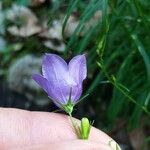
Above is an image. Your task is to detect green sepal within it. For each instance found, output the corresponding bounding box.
[62,88,74,115]
[62,99,74,115]
[49,88,75,115]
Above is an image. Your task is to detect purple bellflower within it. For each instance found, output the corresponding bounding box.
[33,53,87,114]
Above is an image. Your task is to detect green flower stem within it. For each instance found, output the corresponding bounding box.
[68,113,81,139]
[68,113,91,140]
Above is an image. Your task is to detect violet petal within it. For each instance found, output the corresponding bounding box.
[33,74,68,105]
[41,54,76,104]
[33,54,87,108]
[32,74,50,94]
[42,53,76,86]
[69,54,87,84]
[71,84,83,103]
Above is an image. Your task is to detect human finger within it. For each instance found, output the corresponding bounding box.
[0,108,112,149]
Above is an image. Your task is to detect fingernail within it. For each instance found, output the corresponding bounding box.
[108,140,121,150]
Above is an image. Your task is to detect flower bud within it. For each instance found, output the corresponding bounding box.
[80,117,91,139]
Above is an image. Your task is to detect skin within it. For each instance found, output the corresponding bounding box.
[0,108,113,150]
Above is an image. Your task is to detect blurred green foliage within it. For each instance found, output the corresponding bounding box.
[63,0,150,130]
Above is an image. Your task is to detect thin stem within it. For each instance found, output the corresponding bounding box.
[68,113,81,139]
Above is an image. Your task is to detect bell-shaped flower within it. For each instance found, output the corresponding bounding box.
[32,53,87,114]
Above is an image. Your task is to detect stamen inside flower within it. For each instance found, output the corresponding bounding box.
[62,88,74,115]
